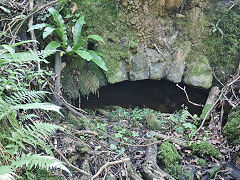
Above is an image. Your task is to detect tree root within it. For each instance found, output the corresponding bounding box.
[140,144,175,180]
[91,158,130,180]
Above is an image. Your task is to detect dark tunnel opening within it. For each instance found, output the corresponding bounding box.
[80,79,210,115]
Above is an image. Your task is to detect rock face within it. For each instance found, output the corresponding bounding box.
[166,41,191,83]
[107,61,128,84]
[150,61,169,80]
[129,53,151,81]
[184,56,213,89]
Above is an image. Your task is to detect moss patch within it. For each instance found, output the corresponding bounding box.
[158,142,182,178]
[190,141,221,159]
[224,107,240,145]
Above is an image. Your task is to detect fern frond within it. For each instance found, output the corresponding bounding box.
[19,114,38,122]
[8,91,47,105]
[0,50,48,64]
[7,122,63,154]
[0,166,16,180]
[11,154,70,174]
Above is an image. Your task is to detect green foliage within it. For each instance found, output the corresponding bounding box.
[61,0,138,89]
[107,107,162,127]
[158,142,182,178]
[0,154,69,180]
[205,9,240,69]
[198,158,206,166]
[209,19,223,38]
[0,41,55,93]
[6,122,63,155]
[145,113,162,130]
[224,107,240,145]
[190,141,221,158]
[167,108,198,137]
[158,142,181,165]
[0,40,69,178]
[0,91,62,121]
[36,169,62,180]
[29,8,107,71]
[0,123,69,180]
[66,112,88,129]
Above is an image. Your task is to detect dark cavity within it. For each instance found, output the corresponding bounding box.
[80,80,209,115]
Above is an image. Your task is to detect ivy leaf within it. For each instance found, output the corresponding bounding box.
[88,35,104,43]
[27,23,48,32]
[43,27,56,38]
[74,50,92,61]
[88,50,107,71]
[73,16,85,46]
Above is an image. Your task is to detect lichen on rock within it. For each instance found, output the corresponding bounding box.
[184,56,213,89]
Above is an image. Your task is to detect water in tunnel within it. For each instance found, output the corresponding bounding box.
[80,79,210,115]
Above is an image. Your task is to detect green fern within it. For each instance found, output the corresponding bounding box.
[0,166,16,180]
[12,154,70,174]
[6,122,63,155]
[0,154,70,180]
[0,91,62,121]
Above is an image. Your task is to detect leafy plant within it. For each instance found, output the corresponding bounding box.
[209,19,223,38]
[0,40,69,179]
[0,122,69,180]
[28,8,107,71]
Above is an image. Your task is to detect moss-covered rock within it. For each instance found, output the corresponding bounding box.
[190,141,221,159]
[158,141,181,166]
[224,107,240,145]
[158,142,182,178]
[184,56,213,89]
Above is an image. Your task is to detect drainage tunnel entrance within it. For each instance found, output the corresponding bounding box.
[80,80,210,115]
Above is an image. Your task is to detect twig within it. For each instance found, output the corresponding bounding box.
[213,69,224,87]
[176,84,204,107]
[91,158,130,180]
[49,142,91,177]
[28,0,39,71]
[70,129,98,137]
[153,43,167,60]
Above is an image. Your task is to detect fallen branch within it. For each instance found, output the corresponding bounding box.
[176,84,203,107]
[49,142,91,177]
[71,129,98,137]
[91,158,130,180]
